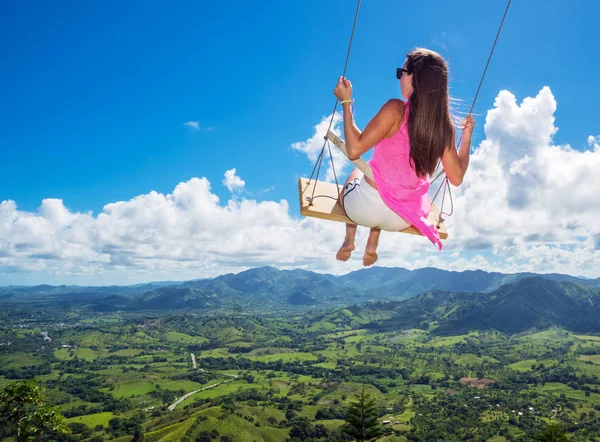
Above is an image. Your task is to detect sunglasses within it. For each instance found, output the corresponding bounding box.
[396,68,412,79]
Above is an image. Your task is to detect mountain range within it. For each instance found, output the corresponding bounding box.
[1,266,600,334]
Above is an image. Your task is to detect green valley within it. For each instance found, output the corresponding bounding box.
[1,267,599,441]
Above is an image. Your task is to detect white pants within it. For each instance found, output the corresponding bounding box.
[342,174,410,232]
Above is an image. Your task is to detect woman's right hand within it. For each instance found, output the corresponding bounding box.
[334,76,352,102]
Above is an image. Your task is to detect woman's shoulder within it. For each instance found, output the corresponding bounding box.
[380,99,406,119]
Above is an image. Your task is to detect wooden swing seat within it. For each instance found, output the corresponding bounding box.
[298,177,448,239]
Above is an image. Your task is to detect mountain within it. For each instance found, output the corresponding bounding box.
[338,266,600,298]
[0,280,181,303]
[77,267,363,312]
[366,277,600,335]
[1,266,599,319]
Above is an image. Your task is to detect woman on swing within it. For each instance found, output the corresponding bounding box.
[335,48,475,266]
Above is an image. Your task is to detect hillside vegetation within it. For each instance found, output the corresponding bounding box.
[1,267,599,441]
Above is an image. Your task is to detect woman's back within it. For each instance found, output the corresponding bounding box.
[370,101,429,194]
[369,100,439,248]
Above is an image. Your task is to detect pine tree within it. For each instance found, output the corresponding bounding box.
[342,385,384,442]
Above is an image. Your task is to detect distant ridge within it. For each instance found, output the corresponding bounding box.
[2,266,600,334]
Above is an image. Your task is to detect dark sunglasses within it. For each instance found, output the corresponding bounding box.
[396,68,412,79]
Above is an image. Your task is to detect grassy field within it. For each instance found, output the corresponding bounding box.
[428,332,478,348]
[508,358,559,371]
[53,347,105,361]
[455,353,499,365]
[245,351,318,363]
[575,335,600,341]
[521,329,570,341]
[574,359,600,376]
[1,316,599,441]
[0,353,40,367]
[111,380,157,398]
[66,411,115,428]
[190,406,290,442]
[164,331,209,345]
[197,347,231,358]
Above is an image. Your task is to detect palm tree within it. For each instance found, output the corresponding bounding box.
[0,379,43,441]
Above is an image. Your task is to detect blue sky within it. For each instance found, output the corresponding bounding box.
[1,0,599,285]
[2,0,597,213]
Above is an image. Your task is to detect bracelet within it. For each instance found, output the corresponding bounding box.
[341,99,352,105]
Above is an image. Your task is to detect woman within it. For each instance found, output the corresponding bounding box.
[334,48,475,266]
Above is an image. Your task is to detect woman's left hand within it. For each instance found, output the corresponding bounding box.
[462,114,475,133]
[334,76,352,101]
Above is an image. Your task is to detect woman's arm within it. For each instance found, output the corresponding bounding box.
[334,77,399,160]
[343,99,400,160]
[441,115,475,186]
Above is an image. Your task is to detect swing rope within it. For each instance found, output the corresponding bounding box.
[431,0,513,226]
[303,0,362,205]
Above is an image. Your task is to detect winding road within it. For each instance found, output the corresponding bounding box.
[168,372,239,411]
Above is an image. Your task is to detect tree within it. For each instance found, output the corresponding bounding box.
[341,385,384,442]
[536,424,572,442]
[0,379,43,441]
[24,404,71,441]
[131,424,144,442]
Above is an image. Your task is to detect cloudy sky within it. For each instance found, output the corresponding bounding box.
[1,0,598,285]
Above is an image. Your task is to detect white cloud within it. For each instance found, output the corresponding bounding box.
[0,178,352,285]
[439,86,600,273]
[183,121,200,130]
[588,135,600,150]
[222,168,246,192]
[1,86,599,285]
[291,112,351,182]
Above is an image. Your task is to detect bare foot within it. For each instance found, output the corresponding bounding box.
[363,244,378,266]
[336,240,355,261]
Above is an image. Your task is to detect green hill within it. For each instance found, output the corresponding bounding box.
[370,277,600,335]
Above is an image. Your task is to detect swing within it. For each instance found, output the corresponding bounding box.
[297,0,512,242]
[298,130,449,239]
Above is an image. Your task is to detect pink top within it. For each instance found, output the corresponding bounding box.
[368,101,443,250]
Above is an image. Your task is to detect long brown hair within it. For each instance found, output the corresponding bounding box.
[405,48,455,178]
